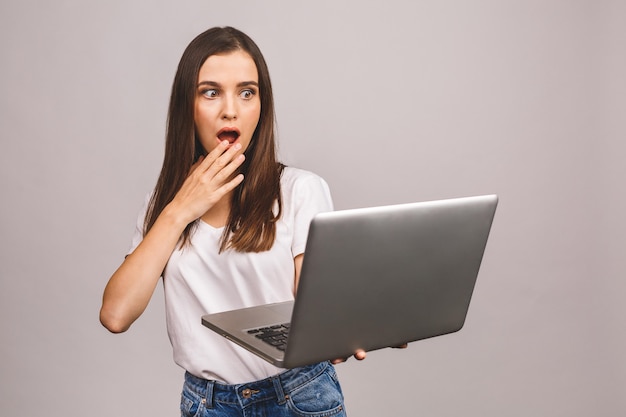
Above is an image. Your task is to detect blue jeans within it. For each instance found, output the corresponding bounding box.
[180,361,347,417]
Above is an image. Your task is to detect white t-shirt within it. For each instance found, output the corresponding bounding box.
[129,167,333,384]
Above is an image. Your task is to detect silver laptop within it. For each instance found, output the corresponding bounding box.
[202,194,498,369]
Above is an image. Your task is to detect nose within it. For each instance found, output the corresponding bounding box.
[222,96,238,120]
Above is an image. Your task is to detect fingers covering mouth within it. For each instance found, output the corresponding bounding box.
[217,128,241,143]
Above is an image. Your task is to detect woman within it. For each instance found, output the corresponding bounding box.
[100,26,363,416]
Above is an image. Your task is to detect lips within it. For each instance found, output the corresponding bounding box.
[217,127,241,143]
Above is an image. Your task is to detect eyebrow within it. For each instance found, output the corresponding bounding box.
[197,81,259,89]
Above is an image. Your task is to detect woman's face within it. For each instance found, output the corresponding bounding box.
[194,50,261,155]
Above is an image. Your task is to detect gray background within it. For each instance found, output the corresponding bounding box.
[1,0,624,415]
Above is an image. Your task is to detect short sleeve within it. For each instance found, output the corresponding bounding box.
[127,193,152,255]
[289,172,334,257]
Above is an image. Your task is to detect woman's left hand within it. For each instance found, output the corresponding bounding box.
[330,344,408,365]
[331,349,367,365]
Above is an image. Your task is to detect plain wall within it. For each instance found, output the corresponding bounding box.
[1,1,624,415]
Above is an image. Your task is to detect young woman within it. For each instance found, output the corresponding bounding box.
[100,26,364,416]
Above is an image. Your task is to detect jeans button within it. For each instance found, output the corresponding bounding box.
[242,388,259,399]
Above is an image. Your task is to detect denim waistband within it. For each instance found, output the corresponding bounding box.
[183,361,331,408]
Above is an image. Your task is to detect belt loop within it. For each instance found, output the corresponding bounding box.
[272,376,287,405]
[204,380,215,409]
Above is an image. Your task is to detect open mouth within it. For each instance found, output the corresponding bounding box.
[217,128,240,143]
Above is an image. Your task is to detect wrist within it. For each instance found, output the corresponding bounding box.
[159,203,193,231]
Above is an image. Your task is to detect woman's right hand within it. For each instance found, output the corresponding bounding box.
[165,140,245,225]
[100,140,245,334]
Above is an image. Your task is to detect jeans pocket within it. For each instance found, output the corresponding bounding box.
[286,367,346,417]
[180,388,203,417]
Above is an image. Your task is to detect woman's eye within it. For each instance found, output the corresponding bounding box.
[202,89,218,98]
[240,89,256,99]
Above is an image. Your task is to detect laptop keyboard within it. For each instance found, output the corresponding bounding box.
[247,323,290,351]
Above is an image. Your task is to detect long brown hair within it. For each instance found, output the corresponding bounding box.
[144,27,283,252]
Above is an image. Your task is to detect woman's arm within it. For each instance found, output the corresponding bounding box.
[293,253,304,294]
[100,141,245,333]
[99,209,188,333]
